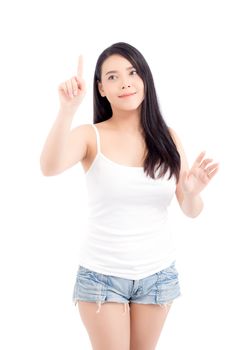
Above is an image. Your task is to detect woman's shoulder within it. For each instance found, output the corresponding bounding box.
[168,126,180,145]
[83,121,112,145]
[168,126,186,158]
[168,126,189,170]
[79,121,109,135]
[84,120,111,131]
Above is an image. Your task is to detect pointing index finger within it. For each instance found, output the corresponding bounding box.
[77,55,83,79]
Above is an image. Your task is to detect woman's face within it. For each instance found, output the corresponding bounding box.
[98,54,144,112]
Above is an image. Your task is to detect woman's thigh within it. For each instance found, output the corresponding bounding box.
[129,302,172,350]
[78,301,130,350]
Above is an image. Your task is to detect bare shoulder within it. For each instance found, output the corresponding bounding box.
[93,120,112,130]
[73,123,94,150]
[73,122,108,157]
[78,121,108,142]
[168,126,189,171]
[168,127,181,147]
[72,122,103,138]
[168,127,186,157]
[65,122,96,163]
[70,123,93,145]
[168,127,190,205]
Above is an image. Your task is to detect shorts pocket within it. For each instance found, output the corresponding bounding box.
[78,266,107,284]
[156,262,181,303]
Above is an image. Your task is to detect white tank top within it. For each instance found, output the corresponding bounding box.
[78,123,177,280]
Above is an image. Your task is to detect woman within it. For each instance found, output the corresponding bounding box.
[40,42,219,350]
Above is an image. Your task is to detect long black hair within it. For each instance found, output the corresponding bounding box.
[93,42,180,182]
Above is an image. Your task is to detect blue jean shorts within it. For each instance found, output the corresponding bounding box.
[72,261,181,313]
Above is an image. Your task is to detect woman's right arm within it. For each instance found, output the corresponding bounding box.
[40,56,88,176]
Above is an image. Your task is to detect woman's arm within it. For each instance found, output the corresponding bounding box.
[40,56,87,176]
[169,128,219,218]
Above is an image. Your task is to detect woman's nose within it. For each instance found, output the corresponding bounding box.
[121,83,131,89]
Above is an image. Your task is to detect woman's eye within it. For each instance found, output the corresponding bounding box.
[108,75,117,80]
[108,70,137,80]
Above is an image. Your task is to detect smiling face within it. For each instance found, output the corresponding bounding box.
[98,54,144,112]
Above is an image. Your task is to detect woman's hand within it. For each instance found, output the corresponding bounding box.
[58,55,86,112]
[180,151,219,196]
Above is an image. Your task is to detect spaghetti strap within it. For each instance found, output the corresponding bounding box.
[91,124,101,154]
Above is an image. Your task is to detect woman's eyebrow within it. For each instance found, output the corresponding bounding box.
[105,66,134,76]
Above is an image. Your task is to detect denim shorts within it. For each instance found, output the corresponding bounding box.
[72,261,181,314]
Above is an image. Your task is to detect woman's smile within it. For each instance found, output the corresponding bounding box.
[118,92,137,98]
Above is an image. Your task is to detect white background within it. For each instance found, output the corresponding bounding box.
[0,0,232,349]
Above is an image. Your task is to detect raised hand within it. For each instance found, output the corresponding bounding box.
[180,151,219,196]
[58,55,86,111]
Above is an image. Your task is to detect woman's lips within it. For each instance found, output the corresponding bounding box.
[118,92,136,98]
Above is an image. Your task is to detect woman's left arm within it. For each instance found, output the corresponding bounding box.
[169,128,219,218]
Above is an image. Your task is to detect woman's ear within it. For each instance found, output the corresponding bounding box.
[97,80,106,97]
